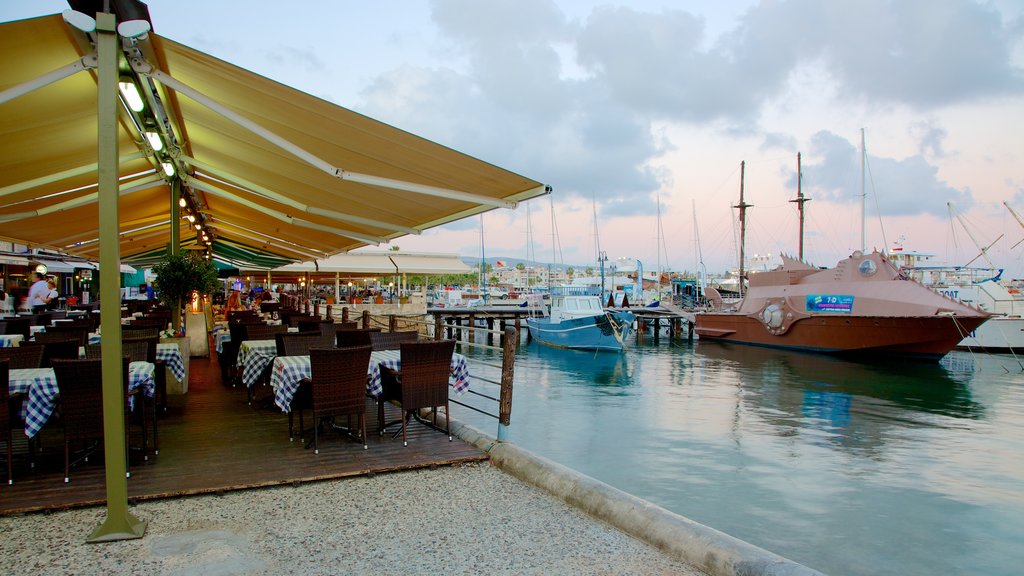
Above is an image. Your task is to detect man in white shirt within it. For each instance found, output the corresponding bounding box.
[28,272,49,312]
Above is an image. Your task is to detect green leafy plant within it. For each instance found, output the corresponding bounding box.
[151,251,219,331]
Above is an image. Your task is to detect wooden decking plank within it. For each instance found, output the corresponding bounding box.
[1,352,486,515]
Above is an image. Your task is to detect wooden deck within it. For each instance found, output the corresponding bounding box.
[1,352,487,516]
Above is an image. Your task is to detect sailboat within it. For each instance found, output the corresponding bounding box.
[695,152,990,361]
[887,202,1023,353]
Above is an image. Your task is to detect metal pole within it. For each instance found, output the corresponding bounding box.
[88,11,146,543]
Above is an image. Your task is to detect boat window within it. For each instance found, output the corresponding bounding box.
[583,299,598,310]
[858,259,878,277]
[565,299,579,311]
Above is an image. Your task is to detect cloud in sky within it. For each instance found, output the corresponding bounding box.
[356,0,1021,224]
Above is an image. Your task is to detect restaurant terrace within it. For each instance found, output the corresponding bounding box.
[0,1,546,542]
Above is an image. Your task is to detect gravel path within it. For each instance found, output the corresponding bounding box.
[0,462,704,575]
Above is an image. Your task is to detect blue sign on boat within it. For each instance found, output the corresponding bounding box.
[806,294,854,313]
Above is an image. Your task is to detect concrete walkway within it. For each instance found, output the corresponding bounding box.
[0,462,704,576]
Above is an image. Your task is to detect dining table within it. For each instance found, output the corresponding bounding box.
[8,361,157,437]
[237,339,279,389]
[0,334,24,348]
[268,349,471,412]
[79,337,187,382]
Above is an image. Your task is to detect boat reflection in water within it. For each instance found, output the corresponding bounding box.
[462,337,1021,576]
[696,341,984,453]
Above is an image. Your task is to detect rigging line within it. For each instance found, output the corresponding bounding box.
[865,153,889,252]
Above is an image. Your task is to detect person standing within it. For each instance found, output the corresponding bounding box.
[28,272,49,313]
[46,278,59,310]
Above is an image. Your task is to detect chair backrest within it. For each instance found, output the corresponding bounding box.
[85,340,150,364]
[0,343,45,369]
[245,323,288,342]
[0,318,31,338]
[335,321,359,331]
[123,326,161,340]
[41,339,80,367]
[297,319,335,336]
[51,358,128,438]
[276,331,335,357]
[310,345,372,415]
[228,310,259,322]
[49,310,67,320]
[397,340,456,409]
[335,328,381,348]
[40,324,90,346]
[369,330,420,351]
[123,336,157,363]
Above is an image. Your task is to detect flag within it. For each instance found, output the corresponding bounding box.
[496,260,506,268]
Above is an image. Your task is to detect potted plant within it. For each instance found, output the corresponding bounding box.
[151,251,219,334]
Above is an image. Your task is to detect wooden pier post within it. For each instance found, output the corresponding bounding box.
[637,319,646,345]
[388,314,397,332]
[341,307,349,323]
[434,314,443,340]
[361,310,370,329]
[497,326,517,441]
[687,320,694,342]
[653,318,660,343]
[313,302,320,318]
[326,304,332,320]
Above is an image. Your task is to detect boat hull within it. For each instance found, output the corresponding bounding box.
[957,316,1024,353]
[695,313,988,361]
[527,312,635,351]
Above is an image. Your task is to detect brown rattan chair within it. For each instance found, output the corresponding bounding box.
[335,328,381,348]
[245,323,288,342]
[84,341,156,459]
[38,323,90,346]
[377,339,456,446]
[39,338,80,367]
[220,318,262,386]
[369,330,420,351]
[0,318,31,339]
[276,332,334,358]
[51,357,131,483]
[0,344,45,369]
[297,318,335,336]
[123,325,162,340]
[0,359,11,484]
[305,346,373,452]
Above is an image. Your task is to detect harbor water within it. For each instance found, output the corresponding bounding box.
[459,336,1024,576]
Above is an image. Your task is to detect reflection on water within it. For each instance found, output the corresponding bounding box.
[458,338,1024,576]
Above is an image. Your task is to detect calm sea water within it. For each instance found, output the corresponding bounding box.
[457,336,1024,576]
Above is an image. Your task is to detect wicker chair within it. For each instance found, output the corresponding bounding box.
[84,341,156,459]
[0,344,45,369]
[220,319,261,386]
[335,328,381,348]
[297,318,335,337]
[51,358,131,483]
[377,340,456,446]
[39,338,80,367]
[369,330,420,351]
[245,323,288,342]
[37,325,90,346]
[304,346,373,452]
[0,318,31,339]
[123,326,161,340]
[275,331,334,358]
[0,359,11,484]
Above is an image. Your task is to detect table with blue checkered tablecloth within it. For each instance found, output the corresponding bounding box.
[74,339,185,382]
[238,339,278,389]
[269,349,470,412]
[8,361,156,437]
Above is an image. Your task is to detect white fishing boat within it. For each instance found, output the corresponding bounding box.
[527,286,635,351]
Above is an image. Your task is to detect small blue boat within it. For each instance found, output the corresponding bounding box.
[526,286,636,351]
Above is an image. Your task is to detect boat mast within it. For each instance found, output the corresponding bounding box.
[789,152,811,261]
[734,160,751,298]
[1006,201,1024,249]
[692,199,706,300]
[480,213,486,300]
[860,128,866,253]
[949,202,1001,268]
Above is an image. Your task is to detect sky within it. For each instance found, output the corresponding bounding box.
[4,1,1024,277]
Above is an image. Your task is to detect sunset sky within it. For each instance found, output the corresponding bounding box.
[4,1,1023,277]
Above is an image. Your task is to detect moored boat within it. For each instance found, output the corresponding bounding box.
[694,251,990,360]
[527,286,635,351]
